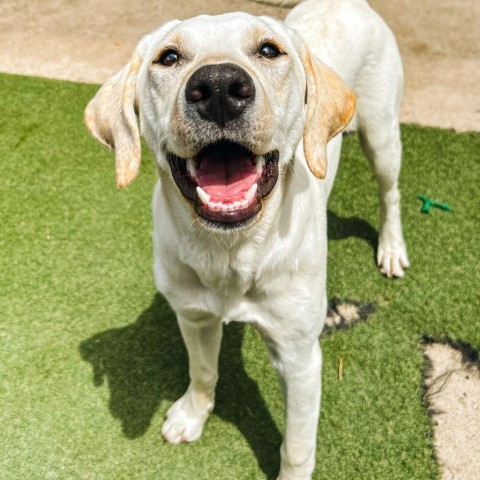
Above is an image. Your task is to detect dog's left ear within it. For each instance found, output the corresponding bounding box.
[84,54,142,188]
[301,49,357,179]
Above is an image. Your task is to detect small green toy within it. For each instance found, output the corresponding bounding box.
[418,195,453,214]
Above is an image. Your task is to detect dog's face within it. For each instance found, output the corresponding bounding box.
[85,13,356,230]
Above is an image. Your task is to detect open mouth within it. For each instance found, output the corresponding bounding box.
[167,141,279,227]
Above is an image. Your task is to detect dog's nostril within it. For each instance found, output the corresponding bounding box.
[188,89,203,102]
[186,85,210,103]
[229,81,254,99]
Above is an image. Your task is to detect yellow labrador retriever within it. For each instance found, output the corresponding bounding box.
[85,0,409,478]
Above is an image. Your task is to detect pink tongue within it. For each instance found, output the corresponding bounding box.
[195,150,257,203]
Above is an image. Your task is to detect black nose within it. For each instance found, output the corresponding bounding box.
[185,63,255,126]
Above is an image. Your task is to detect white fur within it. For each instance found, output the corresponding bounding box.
[85,2,409,478]
[286,0,409,277]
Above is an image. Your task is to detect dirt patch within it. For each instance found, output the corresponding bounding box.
[424,343,480,480]
[369,0,480,132]
[0,0,478,131]
[0,0,285,84]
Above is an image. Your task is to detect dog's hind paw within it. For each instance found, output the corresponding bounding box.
[161,388,213,444]
[377,236,410,278]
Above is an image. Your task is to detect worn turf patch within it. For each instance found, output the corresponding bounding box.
[323,299,375,334]
[0,72,479,480]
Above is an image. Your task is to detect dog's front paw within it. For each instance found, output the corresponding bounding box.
[277,469,312,480]
[161,388,213,444]
[277,473,312,480]
[377,234,410,278]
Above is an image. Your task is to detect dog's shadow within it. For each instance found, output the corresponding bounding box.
[79,212,376,479]
[79,293,281,478]
[327,210,378,261]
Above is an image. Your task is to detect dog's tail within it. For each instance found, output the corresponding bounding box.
[249,0,303,7]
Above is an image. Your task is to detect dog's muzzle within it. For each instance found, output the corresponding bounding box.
[166,63,279,228]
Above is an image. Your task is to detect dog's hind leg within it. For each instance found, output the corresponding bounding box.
[358,112,409,277]
[161,314,222,443]
[355,43,410,277]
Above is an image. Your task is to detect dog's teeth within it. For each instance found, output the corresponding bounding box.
[196,186,211,205]
[205,200,248,212]
[244,183,258,204]
[187,159,197,179]
[200,189,256,212]
[256,156,265,178]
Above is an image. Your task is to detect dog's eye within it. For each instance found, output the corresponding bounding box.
[157,49,180,66]
[259,43,281,59]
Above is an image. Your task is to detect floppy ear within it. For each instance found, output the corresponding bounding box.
[84,54,142,188]
[302,50,357,179]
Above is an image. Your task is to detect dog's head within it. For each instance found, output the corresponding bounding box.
[85,13,356,229]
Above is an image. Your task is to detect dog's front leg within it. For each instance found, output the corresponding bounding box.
[162,314,222,444]
[265,334,322,480]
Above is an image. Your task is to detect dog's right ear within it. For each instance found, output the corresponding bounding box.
[84,20,181,188]
[84,54,143,189]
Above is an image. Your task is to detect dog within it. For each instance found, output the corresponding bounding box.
[84,1,409,478]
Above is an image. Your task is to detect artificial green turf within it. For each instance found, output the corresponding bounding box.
[1,72,479,480]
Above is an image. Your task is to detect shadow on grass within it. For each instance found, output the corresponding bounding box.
[327,210,378,261]
[79,293,281,479]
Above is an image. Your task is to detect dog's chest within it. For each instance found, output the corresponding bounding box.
[172,233,300,321]
[179,238,260,295]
